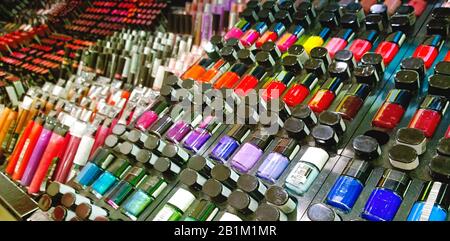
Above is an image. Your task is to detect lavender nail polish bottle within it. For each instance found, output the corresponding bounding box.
[183,116,222,153]
[230,131,274,173]
[210,124,251,163]
[256,138,299,184]
[166,112,203,144]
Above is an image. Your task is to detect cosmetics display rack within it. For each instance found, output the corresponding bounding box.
[0,0,449,222]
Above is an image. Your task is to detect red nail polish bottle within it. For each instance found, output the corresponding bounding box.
[308,77,344,113]
[408,0,427,16]
[445,126,450,139]
[234,66,267,96]
[335,83,371,120]
[348,30,378,61]
[283,73,318,107]
[412,35,443,68]
[372,89,412,129]
[375,31,406,64]
[325,29,355,58]
[408,95,448,137]
[262,71,296,101]
[213,63,248,89]
[444,50,450,62]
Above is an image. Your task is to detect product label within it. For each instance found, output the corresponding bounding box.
[153,206,175,221]
[286,162,314,186]
[420,182,441,221]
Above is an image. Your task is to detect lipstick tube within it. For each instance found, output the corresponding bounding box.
[412,35,443,69]
[375,31,406,64]
[276,25,305,52]
[335,84,371,120]
[308,77,344,113]
[408,95,448,138]
[348,30,378,61]
[325,29,355,58]
[234,66,267,96]
[240,22,269,47]
[372,89,412,129]
[283,73,319,107]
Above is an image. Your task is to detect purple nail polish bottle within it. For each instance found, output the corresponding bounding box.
[210,125,251,163]
[166,113,203,144]
[257,138,299,184]
[183,116,222,153]
[135,100,169,131]
[230,131,274,173]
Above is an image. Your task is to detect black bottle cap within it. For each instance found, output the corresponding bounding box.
[390,16,411,33]
[220,46,238,63]
[352,135,381,161]
[225,38,244,52]
[119,142,135,156]
[434,61,450,76]
[345,2,364,18]
[319,12,339,29]
[369,4,388,25]
[284,117,310,141]
[260,38,280,57]
[282,55,303,75]
[335,50,356,70]
[237,49,256,66]
[230,63,248,77]
[210,35,224,50]
[427,19,449,37]
[249,131,274,151]
[293,10,312,28]
[361,53,385,78]
[394,70,420,92]
[287,44,306,57]
[365,14,384,32]
[164,74,181,88]
[104,135,120,148]
[255,51,275,69]
[202,179,228,203]
[265,186,291,207]
[304,59,326,79]
[237,174,266,201]
[262,0,280,14]
[247,0,261,12]
[396,127,426,147]
[162,144,190,166]
[312,124,339,148]
[311,47,331,67]
[431,7,450,19]
[437,138,450,157]
[324,2,343,20]
[389,144,419,170]
[154,157,180,177]
[377,169,411,198]
[347,83,371,101]
[328,61,351,81]
[180,168,205,191]
[227,124,250,143]
[187,155,213,178]
[417,181,450,210]
[343,159,372,185]
[291,104,318,128]
[255,203,284,221]
[240,9,259,23]
[274,10,293,27]
[307,203,340,221]
[160,85,175,99]
[298,1,316,19]
[279,0,296,15]
[143,134,160,151]
[272,138,298,158]
[249,66,266,80]
[400,57,425,81]
[228,190,257,214]
[428,74,450,98]
[364,129,390,146]
[341,13,360,31]
[386,89,412,110]
[354,65,380,86]
[430,155,450,182]
[211,164,238,189]
[319,111,346,134]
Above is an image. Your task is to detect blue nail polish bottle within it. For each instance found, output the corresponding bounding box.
[91,159,130,197]
[326,159,372,213]
[210,125,250,163]
[362,169,410,221]
[75,148,116,187]
[407,181,450,221]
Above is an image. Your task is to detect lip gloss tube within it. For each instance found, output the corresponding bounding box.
[335,83,371,120]
[262,71,296,101]
[28,125,69,194]
[213,63,248,89]
[325,28,355,58]
[408,95,448,138]
[224,19,251,41]
[276,25,305,52]
[135,100,169,131]
[89,119,110,160]
[20,118,57,186]
[234,66,267,96]
[5,96,33,153]
[412,35,444,69]
[375,31,407,64]
[308,77,344,113]
[348,30,378,61]
[0,108,17,150]
[372,89,412,129]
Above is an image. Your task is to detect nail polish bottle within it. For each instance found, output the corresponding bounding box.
[284,147,329,195]
[407,181,450,221]
[348,30,378,61]
[318,110,347,134]
[400,57,425,82]
[284,117,311,142]
[202,178,232,203]
[240,22,269,48]
[362,169,410,221]
[255,22,287,49]
[234,66,267,96]
[135,100,169,131]
[237,174,267,201]
[283,73,318,107]
[325,29,355,58]
[224,19,251,41]
[183,199,219,221]
[326,159,371,213]
[276,25,305,52]
[335,83,371,120]
[153,188,196,221]
[291,104,318,129]
[75,148,116,187]
[394,70,420,93]
[104,167,146,209]
[328,61,351,82]
[229,190,259,215]
[303,28,331,55]
[412,35,443,69]
[122,176,168,220]
[360,53,386,80]
[372,89,412,129]
[166,112,203,144]
[213,63,248,89]
[429,154,450,183]
[256,138,299,184]
[265,186,297,214]
[408,95,448,138]
[428,74,450,98]
[262,71,296,100]
[308,77,344,113]
[181,58,215,81]
[375,31,406,64]
[389,144,419,170]
[91,158,130,198]
[255,203,288,221]
[310,46,332,68]
[306,203,341,221]
[183,116,222,153]
[210,124,250,163]
[396,127,427,155]
[230,131,274,173]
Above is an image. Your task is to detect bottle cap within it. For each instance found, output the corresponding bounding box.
[154,157,181,177]
[334,50,356,70]
[416,181,450,210]
[426,18,449,37]
[394,70,420,92]
[262,0,280,14]
[227,124,251,143]
[342,159,372,185]
[312,124,339,148]
[311,47,331,67]
[168,188,196,213]
[187,155,214,178]
[255,203,286,221]
[319,12,339,29]
[386,89,412,109]
[220,46,238,63]
[293,10,311,28]
[352,135,381,161]
[237,174,266,201]
[400,57,425,81]
[228,190,257,214]
[237,49,256,66]
[225,38,245,52]
[298,2,316,19]
[284,117,310,141]
[265,186,292,207]
[307,203,340,221]
[249,131,274,150]
[179,168,206,191]
[272,138,298,159]
[202,179,228,203]
[324,2,343,20]
[162,144,190,166]
[300,146,329,170]
[304,59,326,79]
[291,104,317,128]
[279,0,296,15]
[258,9,275,26]
[318,111,346,134]
[341,14,360,31]
[377,169,411,197]
[240,9,259,23]
[282,55,303,75]
[361,53,385,78]
[211,164,239,189]
[389,144,419,171]
[365,14,384,32]
[396,127,427,155]
[429,155,450,182]
[390,15,411,33]
[434,61,450,76]
[437,138,450,157]
[369,4,388,25]
[261,41,282,60]
[255,51,275,69]
[346,83,371,101]
[210,35,224,49]
[428,74,450,98]
[328,61,351,81]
